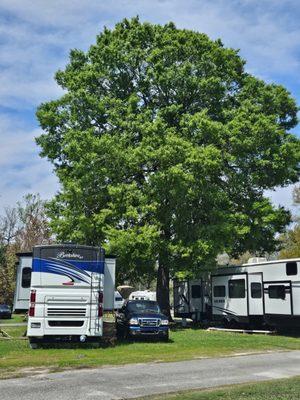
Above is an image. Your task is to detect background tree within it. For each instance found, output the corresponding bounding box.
[279,226,300,259]
[278,186,300,259]
[16,194,52,251]
[0,194,51,305]
[0,207,19,305]
[36,18,300,316]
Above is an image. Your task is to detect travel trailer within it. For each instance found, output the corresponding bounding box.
[173,278,209,322]
[15,244,116,347]
[212,258,300,328]
[174,258,300,328]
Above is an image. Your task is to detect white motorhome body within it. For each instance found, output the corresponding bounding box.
[14,251,116,313]
[23,244,116,344]
[212,258,300,327]
[173,279,206,321]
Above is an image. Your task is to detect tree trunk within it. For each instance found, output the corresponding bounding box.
[156,261,172,320]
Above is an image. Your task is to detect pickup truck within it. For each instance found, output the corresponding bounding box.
[116,300,169,341]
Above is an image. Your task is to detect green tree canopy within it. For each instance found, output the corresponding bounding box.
[36,18,300,315]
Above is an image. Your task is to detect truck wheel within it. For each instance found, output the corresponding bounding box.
[162,332,169,342]
[116,326,124,339]
[29,340,39,349]
[229,319,238,329]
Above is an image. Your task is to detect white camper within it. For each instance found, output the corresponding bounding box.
[212,258,300,327]
[13,252,33,312]
[19,244,116,347]
[114,291,125,309]
[173,279,208,321]
[129,290,156,301]
[173,258,300,328]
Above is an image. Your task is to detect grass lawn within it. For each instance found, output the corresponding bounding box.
[0,314,26,324]
[1,323,300,379]
[139,376,300,399]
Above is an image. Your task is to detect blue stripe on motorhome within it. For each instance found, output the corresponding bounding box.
[32,258,104,283]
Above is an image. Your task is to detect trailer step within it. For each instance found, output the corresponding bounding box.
[207,327,276,335]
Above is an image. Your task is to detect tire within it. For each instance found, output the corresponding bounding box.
[29,340,39,349]
[222,318,230,328]
[116,325,126,339]
[229,319,238,329]
[161,331,169,342]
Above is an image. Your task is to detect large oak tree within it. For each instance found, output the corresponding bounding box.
[36,18,300,316]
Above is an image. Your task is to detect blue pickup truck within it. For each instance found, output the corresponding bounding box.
[116,300,169,341]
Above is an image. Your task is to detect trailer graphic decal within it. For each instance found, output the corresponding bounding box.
[212,305,238,316]
[32,257,104,284]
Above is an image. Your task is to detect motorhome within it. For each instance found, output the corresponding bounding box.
[14,248,116,313]
[16,244,116,347]
[174,258,300,328]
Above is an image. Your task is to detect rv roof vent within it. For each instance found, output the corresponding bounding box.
[247,257,267,264]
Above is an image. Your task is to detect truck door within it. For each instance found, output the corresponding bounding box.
[264,281,292,315]
[248,273,263,316]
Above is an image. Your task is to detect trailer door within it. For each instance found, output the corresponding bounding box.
[189,279,203,314]
[264,281,292,315]
[173,280,190,318]
[248,273,263,316]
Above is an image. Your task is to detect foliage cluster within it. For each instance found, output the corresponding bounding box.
[35,18,300,311]
[0,194,51,304]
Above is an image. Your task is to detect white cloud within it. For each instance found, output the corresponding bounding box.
[0,117,59,210]
[266,185,299,219]
[0,0,299,108]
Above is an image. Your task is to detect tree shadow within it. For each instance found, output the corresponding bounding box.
[169,320,210,331]
[33,335,174,349]
[274,328,300,339]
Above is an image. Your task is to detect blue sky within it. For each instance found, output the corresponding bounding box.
[0,0,299,215]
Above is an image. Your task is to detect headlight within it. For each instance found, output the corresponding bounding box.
[129,318,139,325]
[160,319,169,326]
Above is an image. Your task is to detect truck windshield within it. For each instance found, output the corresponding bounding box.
[127,301,160,314]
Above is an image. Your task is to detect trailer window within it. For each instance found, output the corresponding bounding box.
[229,279,245,298]
[268,285,286,300]
[286,262,297,276]
[213,285,225,297]
[191,285,202,298]
[21,267,31,288]
[251,282,262,298]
